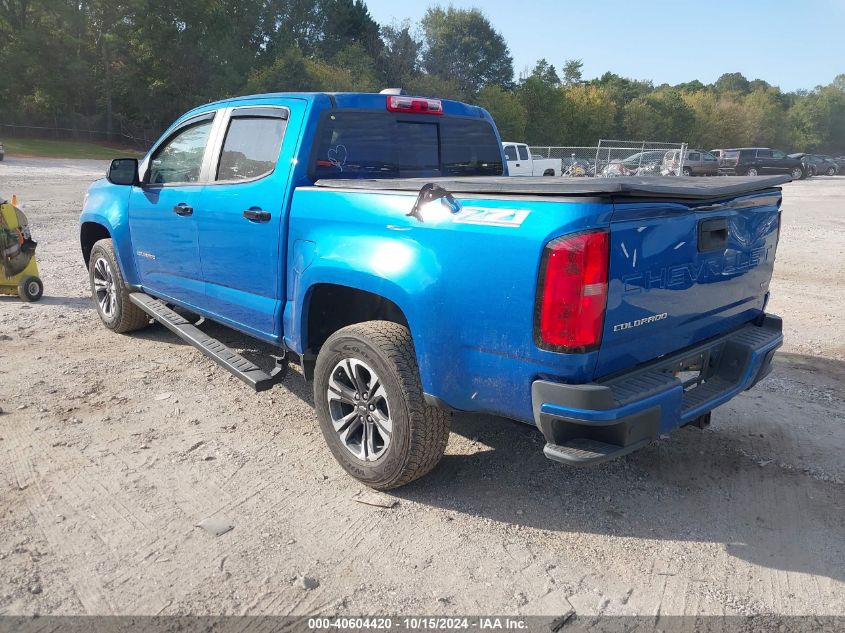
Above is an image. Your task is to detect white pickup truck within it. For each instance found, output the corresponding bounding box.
[502,142,561,176]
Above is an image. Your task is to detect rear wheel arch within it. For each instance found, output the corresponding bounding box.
[303,283,410,356]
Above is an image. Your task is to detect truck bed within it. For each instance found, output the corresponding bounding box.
[315,175,790,199]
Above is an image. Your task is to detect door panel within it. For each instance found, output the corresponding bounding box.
[197,99,305,339]
[128,116,215,307]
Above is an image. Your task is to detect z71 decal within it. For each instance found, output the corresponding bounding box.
[452,206,529,228]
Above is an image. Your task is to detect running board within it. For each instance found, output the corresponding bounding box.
[129,293,285,392]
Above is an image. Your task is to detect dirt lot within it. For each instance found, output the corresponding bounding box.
[1,158,843,620]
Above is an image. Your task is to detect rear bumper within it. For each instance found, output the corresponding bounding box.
[532,315,783,466]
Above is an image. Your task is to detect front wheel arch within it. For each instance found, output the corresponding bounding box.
[80,221,111,267]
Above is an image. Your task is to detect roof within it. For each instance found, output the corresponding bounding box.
[179,92,486,122]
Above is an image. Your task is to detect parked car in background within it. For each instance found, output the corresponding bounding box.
[503,142,560,176]
[719,148,807,179]
[601,150,665,176]
[811,154,841,175]
[787,153,837,176]
[710,149,725,160]
[662,149,719,176]
[835,157,845,171]
[0,141,4,161]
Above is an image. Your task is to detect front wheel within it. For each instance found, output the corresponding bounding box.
[88,239,149,333]
[791,166,804,179]
[314,321,450,490]
[745,167,759,176]
[826,167,836,176]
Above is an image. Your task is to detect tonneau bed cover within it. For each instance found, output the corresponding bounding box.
[315,175,790,199]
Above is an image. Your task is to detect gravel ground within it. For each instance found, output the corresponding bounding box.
[0,158,843,620]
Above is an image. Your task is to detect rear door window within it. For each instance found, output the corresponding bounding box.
[688,152,701,161]
[503,145,518,161]
[216,110,288,182]
[756,150,773,159]
[312,112,503,179]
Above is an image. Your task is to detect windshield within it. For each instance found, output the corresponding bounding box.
[312,111,503,179]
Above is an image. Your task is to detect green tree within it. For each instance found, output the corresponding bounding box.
[560,84,616,145]
[420,6,513,97]
[379,21,421,87]
[714,72,750,95]
[319,0,381,60]
[562,59,583,85]
[517,60,566,145]
[742,88,788,147]
[476,85,526,140]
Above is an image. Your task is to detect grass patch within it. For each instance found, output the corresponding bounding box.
[3,137,143,160]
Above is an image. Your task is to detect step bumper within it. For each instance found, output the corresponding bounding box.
[533,315,783,466]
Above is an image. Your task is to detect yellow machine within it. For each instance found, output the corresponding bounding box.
[0,196,43,301]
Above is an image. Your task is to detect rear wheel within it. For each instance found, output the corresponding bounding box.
[88,239,149,333]
[314,321,450,490]
[826,166,836,176]
[682,166,692,176]
[745,166,759,176]
[17,276,43,302]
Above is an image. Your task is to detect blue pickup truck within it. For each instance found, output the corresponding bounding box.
[80,91,785,489]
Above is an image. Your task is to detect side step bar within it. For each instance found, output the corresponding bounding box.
[129,293,285,392]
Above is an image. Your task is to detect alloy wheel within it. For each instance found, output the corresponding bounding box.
[93,257,117,319]
[327,358,392,461]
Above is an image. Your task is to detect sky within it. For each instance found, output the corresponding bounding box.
[364,0,843,92]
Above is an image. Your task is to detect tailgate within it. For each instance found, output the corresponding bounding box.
[595,189,781,378]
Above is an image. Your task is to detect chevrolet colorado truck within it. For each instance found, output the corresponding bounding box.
[80,92,785,489]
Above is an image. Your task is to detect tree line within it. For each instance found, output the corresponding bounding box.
[1,0,843,152]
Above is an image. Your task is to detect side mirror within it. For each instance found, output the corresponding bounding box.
[107,158,139,186]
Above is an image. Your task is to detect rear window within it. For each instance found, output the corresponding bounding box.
[312,111,503,179]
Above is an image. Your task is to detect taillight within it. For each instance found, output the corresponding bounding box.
[386,95,443,115]
[535,230,609,352]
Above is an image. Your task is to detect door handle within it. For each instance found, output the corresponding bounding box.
[515,163,521,167]
[243,207,271,222]
[698,217,728,252]
[173,203,193,216]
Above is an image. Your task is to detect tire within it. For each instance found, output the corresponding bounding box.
[682,167,692,176]
[791,166,805,179]
[17,276,43,302]
[88,238,149,333]
[314,321,450,490]
[543,169,555,177]
[745,166,759,176]
[827,167,836,176]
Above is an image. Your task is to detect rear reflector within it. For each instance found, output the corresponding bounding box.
[536,230,609,352]
[386,95,443,115]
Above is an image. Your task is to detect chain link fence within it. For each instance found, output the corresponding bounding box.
[530,140,688,177]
